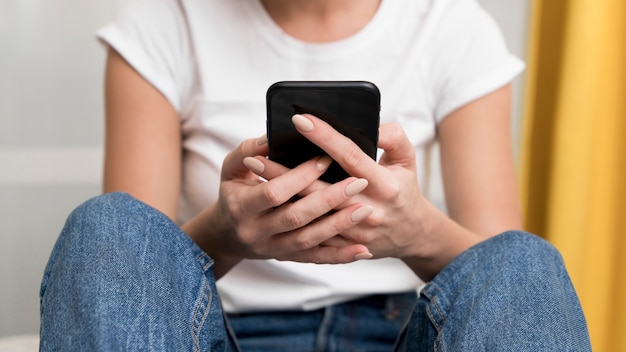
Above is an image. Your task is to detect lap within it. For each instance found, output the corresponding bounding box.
[227,292,416,352]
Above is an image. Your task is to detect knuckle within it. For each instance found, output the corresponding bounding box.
[389,123,404,138]
[329,219,346,235]
[292,235,316,251]
[226,200,244,220]
[341,148,364,168]
[366,211,385,227]
[281,210,308,230]
[237,227,256,245]
[294,172,314,189]
[239,138,256,157]
[377,179,401,200]
[322,193,340,211]
[385,182,401,199]
[262,184,286,207]
[383,123,404,142]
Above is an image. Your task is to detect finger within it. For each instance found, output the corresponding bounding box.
[278,244,372,264]
[320,235,358,247]
[242,134,269,156]
[222,135,269,178]
[239,155,333,214]
[377,123,417,168]
[245,156,329,195]
[260,177,369,234]
[292,113,383,182]
[269,203,375,263]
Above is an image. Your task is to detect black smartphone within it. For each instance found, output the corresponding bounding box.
[266,81,380,183]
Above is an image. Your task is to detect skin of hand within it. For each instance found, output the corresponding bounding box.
[183,135,376,278]
[247,114,483,281]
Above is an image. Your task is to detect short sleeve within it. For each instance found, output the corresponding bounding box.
[96,0,194,113]
[426,0,525,122]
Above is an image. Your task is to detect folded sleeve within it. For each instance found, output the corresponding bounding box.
[96,0,194,113]
[427,0,525,122]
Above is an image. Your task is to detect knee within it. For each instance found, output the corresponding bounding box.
[64,192,158,241]
[489,231,564,272]
[436,231,570,295]
[67,192,144,229]
[41,192,179,290]
[49,192,162,265]
[468,231,575,299]
[41,193,142,296]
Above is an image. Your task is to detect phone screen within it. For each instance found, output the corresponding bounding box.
[266,81,380,183]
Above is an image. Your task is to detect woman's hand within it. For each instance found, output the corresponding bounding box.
[184,135,374,278]
[294,115,428,257]
[248,114,482,281]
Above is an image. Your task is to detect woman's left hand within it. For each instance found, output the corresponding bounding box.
[247,114,481,280]
[248,114,434,259]
[288,114,429,259]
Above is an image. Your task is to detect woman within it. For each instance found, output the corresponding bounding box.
[40,0,590,350]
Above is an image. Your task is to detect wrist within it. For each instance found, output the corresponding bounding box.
[401,200,481,281]
[182,203,243,279]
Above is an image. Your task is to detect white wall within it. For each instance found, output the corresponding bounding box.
[0,0,113,337]
[481,0,531,155]
[0,0,530,337]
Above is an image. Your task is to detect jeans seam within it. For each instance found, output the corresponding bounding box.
[315,306,333,352]
[201,256,214,272]
[191,254,214,352]
[426,293,446,352]
[426,302,438,352]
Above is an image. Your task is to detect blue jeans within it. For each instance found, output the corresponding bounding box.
[226,293,416,352]
[40,193,590,351]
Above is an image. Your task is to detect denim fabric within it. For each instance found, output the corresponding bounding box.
[40,194,590,351]
[39,193,236,351]
[227,292,416,352]
[395,231,591,352]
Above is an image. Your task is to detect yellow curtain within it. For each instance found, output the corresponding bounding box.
[521,0,626,350]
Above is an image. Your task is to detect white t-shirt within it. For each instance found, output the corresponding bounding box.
[98,0,524,313]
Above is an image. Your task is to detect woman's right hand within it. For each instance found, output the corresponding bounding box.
[183,135,373,278]
[102,48,371,278]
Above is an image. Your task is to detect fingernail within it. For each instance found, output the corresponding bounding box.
[354,252,373,260]
[317,156,332,171]
[256,134,268,146]
[344,178,368,197]
[243,157,265,174]
[292,114,314,132]
[350,205,373,223]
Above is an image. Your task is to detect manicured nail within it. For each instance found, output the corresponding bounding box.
[344,178,368,197]
[354,252,373,260]
[316,156,332,171]
[256,134,268,146]
[243,157,265,174]
[350,205,373,223]
[292,114,314,132]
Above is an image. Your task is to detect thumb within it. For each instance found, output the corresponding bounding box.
[222,135,268,179]
[377,124,416,168]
